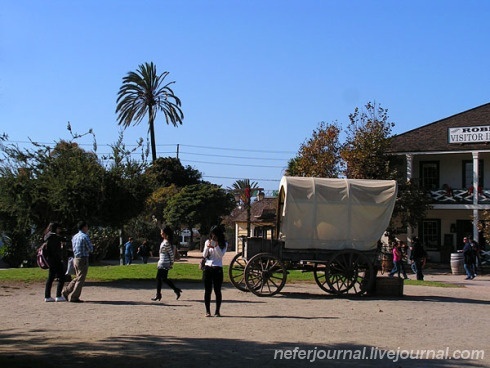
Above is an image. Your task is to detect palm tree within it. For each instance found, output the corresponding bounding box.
[228,179,260,206]
[229,179,261,237]
[116,62,184,163]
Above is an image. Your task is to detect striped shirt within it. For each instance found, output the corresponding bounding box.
[72,230,94,258]
[157,239,174,269]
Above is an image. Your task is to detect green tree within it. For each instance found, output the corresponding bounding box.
[99,133,152,228]
[392,178,432,232]
[163,183,235,236]
[146,184,180,223]
[0,168,37,266]
[0,129,158,266]
[116,62,184,163]
[145,157,201,189]
[286,121,342,177]
[37,141,106,230]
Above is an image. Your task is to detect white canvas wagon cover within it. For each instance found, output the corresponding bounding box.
[278,177,397,251]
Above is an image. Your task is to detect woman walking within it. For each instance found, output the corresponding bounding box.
[203,225,227,317]
[151,226,182,302]
[389,241,408,279]
[44,222,67,302]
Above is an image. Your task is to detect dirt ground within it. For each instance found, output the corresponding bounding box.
[1,252,489,368]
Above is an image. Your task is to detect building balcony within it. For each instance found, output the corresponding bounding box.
[430,187,490,204]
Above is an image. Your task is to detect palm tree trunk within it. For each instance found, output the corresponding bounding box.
[148,106,157,163]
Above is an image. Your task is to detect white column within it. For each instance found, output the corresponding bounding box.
[406,154,413,180]
[472,152,479,240]
[406,154,414,244]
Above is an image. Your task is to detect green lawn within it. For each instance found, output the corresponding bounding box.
[0,263,461,288]
[0,263,206,283]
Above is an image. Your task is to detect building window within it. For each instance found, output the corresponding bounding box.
[462,160,483,189]
[420,161,439,190]
[420,219,441,250]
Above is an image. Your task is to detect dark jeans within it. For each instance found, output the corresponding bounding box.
[203,266,223,314]
[414,258,424,280]
[45,261,65,298]
[156,268,179,295]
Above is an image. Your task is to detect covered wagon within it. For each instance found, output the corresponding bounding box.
[229,176,397,296]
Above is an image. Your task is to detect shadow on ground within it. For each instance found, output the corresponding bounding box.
[0,330,486,368]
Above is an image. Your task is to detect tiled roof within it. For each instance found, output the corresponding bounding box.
[389,102,490,153]
[225,197,277,223]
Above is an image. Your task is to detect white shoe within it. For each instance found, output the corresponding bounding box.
[44,297,55,302]
[55,296,67,302]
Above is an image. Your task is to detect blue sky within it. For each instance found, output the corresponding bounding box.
[1,0,489,192]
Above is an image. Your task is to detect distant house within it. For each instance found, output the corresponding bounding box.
[388,102,490,262]
[225,196,277,254]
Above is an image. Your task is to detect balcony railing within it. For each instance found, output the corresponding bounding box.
[430,187,490,204]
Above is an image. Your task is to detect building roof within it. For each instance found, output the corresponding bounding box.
[389,102,490,153]
[226,197,277,224]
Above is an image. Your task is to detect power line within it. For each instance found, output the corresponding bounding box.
[180,159,285,169]
[179,151,287,161]
[4,139,289,181]
[5,140,295,154]
[180,144,295,154]
[202,175,281,182]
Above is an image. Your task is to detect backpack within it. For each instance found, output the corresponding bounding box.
[37,242,50,269]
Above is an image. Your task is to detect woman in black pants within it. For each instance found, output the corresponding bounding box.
[44,222,67,302]
[151,226,182,302]
[203,225,227,317]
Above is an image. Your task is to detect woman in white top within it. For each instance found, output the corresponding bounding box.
[203,225,227,317]
[151,226,182,302]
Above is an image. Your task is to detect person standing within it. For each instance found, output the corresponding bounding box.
[62,221,94,303]
[462,236,475,280]
[137,240,151,264]
[203,225,227,317]
[124,237,134,265]
[388,241,408,279]
[410,236,426,281]
[469,237,481,276]
[44,222,67,302]
[151,227,182,302]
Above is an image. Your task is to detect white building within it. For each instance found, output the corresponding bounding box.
[389,102,490,263]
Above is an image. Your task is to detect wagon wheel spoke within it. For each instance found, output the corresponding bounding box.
[244,253,287,297]
[313,263,335,294]
[326,251,374,296]
[229,252,249,292]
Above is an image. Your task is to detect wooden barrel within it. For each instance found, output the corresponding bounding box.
[450,252,464,275]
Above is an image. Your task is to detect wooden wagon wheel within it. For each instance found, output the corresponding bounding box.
[325,250,375,296]
[228,252,249,292]
[313,263,335,294]
[244,253,287,297]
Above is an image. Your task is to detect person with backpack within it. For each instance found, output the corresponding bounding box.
[43,222,67,302]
